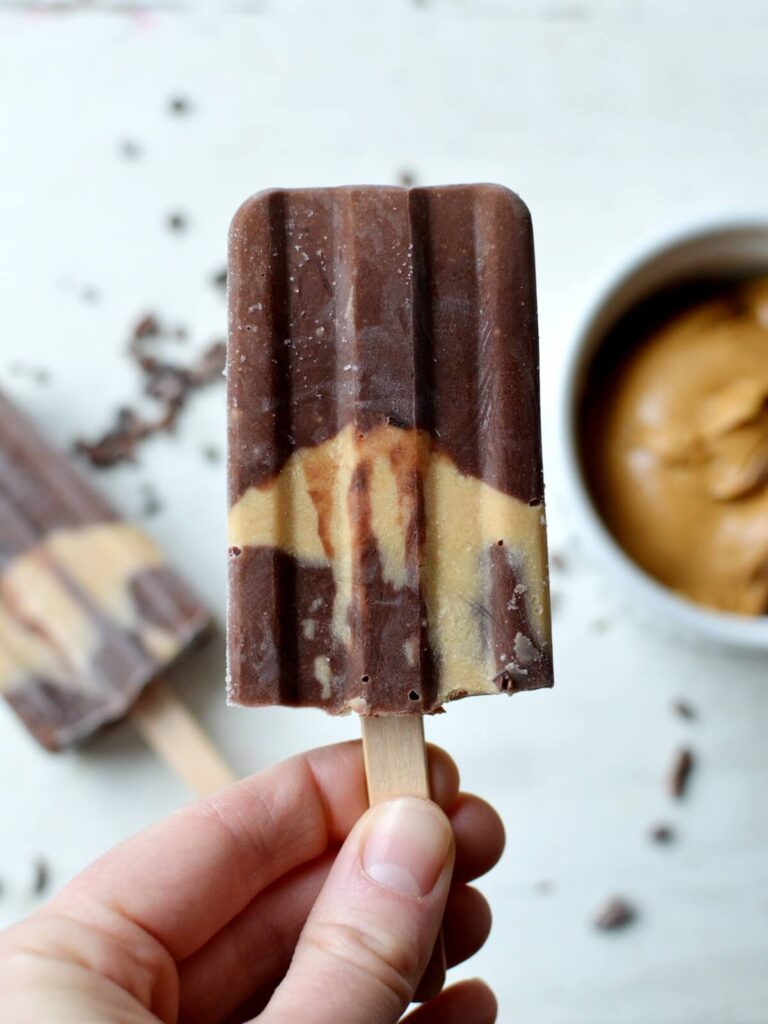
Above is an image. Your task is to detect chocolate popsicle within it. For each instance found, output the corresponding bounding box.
[227,184,553,713]
[0,391,233,793]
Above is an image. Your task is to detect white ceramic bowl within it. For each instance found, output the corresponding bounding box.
[561,221,768,650]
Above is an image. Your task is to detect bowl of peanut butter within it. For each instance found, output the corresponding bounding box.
[563,222,768,647]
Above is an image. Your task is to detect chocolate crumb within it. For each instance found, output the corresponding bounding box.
[669,747,695,798]
[212,267,227,291]
[168,95,192,115]
[167,212,188,233]
[650,823,676,844]
[202,444,221,463]
[672,699,697,720]
[132,313,161,341]
[31,857,50,896]
[144,363,189,407]
[173,325,188,341]
[74,407,148,467]
[119,139,142,160]
[76,336,227,469]
[594,896,636,931]
[81,285,100,304]
[397,168,417,186]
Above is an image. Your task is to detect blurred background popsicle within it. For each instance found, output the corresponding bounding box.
[0,390,234,795]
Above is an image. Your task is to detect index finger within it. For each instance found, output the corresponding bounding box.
[52,740,460,961]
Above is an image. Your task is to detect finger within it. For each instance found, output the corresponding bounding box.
[425,743,460,806]
[402,979,497,1024]
[177,795,494,1021]
[52,741,460,962]
[444,886,492,967]
[180,873,489,1023]
[449,795,505,883]
[260,797,455,1024]
[177,853,333,1024]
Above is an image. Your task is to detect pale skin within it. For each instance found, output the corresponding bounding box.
[0,741,504,1024]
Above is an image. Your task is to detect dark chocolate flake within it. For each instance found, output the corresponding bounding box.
[144,363,190,407]
[31,857,51,896]
[594,896,636,931]
[167,211,188,233]
[212,267,227,291]
[669,747,695,798]
[76,332,227,468]
[74,407,148,467]
[672,699,697,720]
[650,823,676,844]
[168,95,192,115]
[133,313,161,341]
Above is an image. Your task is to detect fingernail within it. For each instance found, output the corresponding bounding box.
[362,797,452,897]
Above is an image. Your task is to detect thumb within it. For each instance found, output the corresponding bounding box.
[259,796,454,1024]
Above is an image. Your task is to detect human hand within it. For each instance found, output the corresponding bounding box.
[0,740,504,1024]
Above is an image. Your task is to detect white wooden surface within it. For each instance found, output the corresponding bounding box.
[1,3,767,1021]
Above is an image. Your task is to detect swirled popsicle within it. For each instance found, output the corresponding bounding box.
[226,184,553,714]
[0,391,211,753]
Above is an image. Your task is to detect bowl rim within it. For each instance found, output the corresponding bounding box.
[560,217,768,649]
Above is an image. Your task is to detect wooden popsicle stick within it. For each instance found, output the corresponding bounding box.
[131,678,236,797]
[361,715,447,1003]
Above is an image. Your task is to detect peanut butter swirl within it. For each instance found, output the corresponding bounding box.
[228,424,550,710]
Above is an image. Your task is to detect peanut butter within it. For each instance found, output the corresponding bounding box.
[584,278,768,615]
[228,422,550,705]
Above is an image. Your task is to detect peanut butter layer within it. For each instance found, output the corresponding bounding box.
[227,185,553,713]
[228,424,550,711]
[583,278,768,615]
[0,392,210,750]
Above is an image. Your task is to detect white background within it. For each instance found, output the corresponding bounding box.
[1,2,767,1022]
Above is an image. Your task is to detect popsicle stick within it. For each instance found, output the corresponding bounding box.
[361,715,447,1003]
[131,678,236,796]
